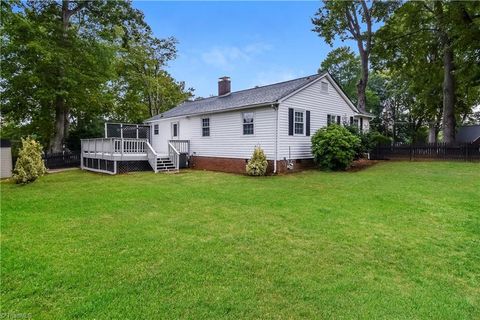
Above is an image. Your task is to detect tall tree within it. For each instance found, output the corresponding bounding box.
[114,35,193,122]
[320,46,360,102]
[1,0,153,151]
[374,1,480,143]
[312,0,399,112]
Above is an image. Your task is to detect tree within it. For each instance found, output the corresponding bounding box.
[113,35,193,121]
[312,0,399,112]
[374,1,480,143]
[320,46,360,103]
[0,1,166,151]
[320,48,389,136]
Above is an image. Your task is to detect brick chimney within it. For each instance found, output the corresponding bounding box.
[218,76,231,96]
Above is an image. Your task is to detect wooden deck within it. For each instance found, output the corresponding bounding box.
[80,138,189,174]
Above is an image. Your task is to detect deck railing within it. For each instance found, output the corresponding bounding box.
[81,138,148,159]
[168,140,190,154]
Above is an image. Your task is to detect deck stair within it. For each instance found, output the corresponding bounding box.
[156,157,177,172]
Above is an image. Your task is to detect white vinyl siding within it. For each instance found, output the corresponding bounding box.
[279,75,363,159]
[149,106,276,159]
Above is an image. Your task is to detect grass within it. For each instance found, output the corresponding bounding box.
[1,162,479,319]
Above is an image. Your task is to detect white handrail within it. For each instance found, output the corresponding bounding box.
[168,142,180,170]
[146,141,159,173]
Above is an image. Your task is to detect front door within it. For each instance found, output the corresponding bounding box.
[171,122,179,139]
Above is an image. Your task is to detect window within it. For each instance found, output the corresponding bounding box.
[202,118,210,137]
[321,81,329,93]
[350,117,354,126]
[154,124,159,135]
[327,114,342,126]
[243,112,254,135]
[294,110,304,135]
[171,122,178,138]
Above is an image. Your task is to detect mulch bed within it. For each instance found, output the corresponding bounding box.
[347,159,379,172]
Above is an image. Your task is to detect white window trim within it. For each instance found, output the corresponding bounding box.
[294,109,305,136]
[242,111,255,136]
[153,124,159,135]
[201,117,210,137]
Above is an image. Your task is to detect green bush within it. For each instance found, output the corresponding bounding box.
[12,137,46,184]
[344,125,392,158]
[311,125,361,171]
[246,146,268,176]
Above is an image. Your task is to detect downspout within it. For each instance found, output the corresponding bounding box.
[272,103,279,174]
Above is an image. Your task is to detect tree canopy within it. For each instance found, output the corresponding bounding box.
[0,0,191,152]
[316,0,480,143]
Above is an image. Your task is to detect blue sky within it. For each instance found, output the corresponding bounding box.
[133,1,356,98]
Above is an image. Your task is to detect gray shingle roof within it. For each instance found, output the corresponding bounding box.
[145,72,327,121]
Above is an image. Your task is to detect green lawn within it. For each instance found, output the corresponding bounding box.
[1,162,479,319]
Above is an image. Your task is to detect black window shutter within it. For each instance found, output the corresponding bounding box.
[288,108,294,136]
[337,116,341,125]
[306,110,311,136]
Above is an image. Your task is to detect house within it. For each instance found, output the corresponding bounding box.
[0,139,13,178]
[81,71,372,174]
[456,125,480,145]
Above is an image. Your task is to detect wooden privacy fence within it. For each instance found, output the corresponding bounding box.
[43,152,81,169]
[371,143,480,161]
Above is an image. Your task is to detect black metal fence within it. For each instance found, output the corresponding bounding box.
[43,152,81,169]
[371,143,480,161]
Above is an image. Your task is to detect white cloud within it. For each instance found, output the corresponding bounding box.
[252,69,302,87]
[201,42,271,70]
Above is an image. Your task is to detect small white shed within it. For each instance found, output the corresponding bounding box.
[1,139,13,178]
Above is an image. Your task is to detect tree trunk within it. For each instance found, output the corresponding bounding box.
[435,1,456,144]
[50,1,72,153]
[442,43,456,144]
[356,45,369,113]
[50,95,66,152]
[428,123,438,143]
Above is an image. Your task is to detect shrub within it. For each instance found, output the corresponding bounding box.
[12,137,46,184]
[311,125,361,171]
[344,125,392,158]
[369,132,392,146]
[246,146,268,176]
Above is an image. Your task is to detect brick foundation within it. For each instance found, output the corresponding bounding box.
[190,156,315,174]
